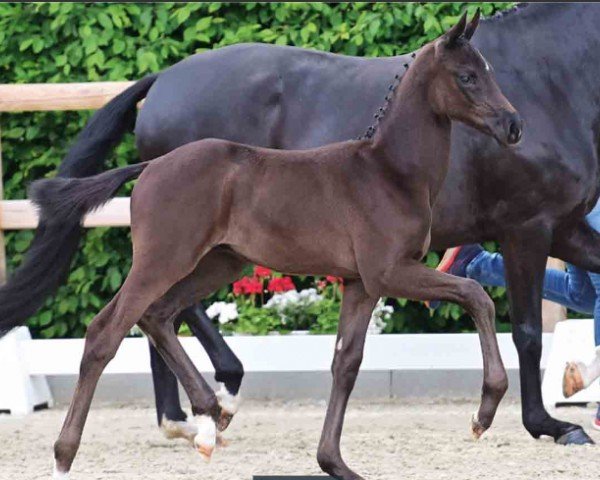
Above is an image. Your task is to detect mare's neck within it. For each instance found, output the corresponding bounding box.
[370,49,451,178]
[478,4,600,116]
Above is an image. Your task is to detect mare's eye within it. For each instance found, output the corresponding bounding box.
[459,73,475,85]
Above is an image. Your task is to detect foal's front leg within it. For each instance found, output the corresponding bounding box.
[317,279,378,480]
[374,261,508,437]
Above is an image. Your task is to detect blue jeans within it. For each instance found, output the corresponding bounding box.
[467,201,600,347]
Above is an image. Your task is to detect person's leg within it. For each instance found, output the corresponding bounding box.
[432,245,597,314]
[563,271,600,404]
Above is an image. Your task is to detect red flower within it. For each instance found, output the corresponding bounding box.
[267,276,296,293]
[254,265,272,278]
[233,276,263,295]
[326,275,343,284]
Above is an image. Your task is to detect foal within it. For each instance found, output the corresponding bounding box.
[35,14,521,480]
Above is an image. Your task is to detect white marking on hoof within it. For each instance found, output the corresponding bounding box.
[336,337,343,351]
[160,416,198,444]
[53,459,69,479]
[470,412,486,440]
[216,383,241,415]
[193,415,216,462]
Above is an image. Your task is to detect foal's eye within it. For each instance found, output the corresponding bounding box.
[459,73,475,85]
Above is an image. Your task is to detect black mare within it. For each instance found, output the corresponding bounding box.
[1,3,599,444]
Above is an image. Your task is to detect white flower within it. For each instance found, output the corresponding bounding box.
[367,298,393,334]
[206,301,239,324]
[264,288,323,324]
[264,288,323,311]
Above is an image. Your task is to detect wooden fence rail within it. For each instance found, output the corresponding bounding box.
[0,82,133,112]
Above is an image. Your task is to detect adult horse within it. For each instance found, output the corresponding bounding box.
[0,3,597,445]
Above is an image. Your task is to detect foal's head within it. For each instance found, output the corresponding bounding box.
[425,11,523,145]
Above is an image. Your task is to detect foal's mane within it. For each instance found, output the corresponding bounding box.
[357,55,414,140]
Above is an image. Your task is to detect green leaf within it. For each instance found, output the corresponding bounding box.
[38,310,53,326]
[98,12,112,30]
[109,269,122,291]
[196,16,212,31]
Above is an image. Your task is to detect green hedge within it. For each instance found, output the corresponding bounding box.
[0,2,514,338]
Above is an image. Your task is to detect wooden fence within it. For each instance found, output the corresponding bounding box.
[0,82,134,283]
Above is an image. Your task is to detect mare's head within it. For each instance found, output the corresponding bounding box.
[425,10,523,145]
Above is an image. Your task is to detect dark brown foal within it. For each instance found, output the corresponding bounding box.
[34,12,522,480]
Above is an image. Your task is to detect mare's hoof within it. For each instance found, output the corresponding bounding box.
[562,362,585,398]
[556,427,595,446]
[216,383,241,431]
[471,412,487,440]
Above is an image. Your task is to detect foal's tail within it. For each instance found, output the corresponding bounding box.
[0,75,157,338]
[29,162,150,227]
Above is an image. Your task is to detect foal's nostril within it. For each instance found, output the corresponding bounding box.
[508,120,522,144]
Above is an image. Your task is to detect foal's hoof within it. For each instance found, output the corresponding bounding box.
[216,383,241,431]
[556,427,595,446]
[471,412,488,440]
[160,417,198,443]
[52,461,70,479]
[216,432,229,448]
[193,415,217,462]
[217,411,235,432]
[563,362,585,398]
[196,443,215,462]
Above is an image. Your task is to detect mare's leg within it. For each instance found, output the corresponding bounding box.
[503,229,593,444]
[53,266,183,478]
[372,261,508,436]
[317,279,378,480]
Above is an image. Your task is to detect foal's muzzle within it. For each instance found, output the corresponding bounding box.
[500,111,523,145]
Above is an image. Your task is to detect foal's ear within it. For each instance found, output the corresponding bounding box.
[464,8,481,40]
[444,11,468,46]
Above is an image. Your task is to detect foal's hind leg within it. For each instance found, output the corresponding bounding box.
[371,260,508,437]
[52,267,182,478]
[139,249,247,451]
[152,305,244,442]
